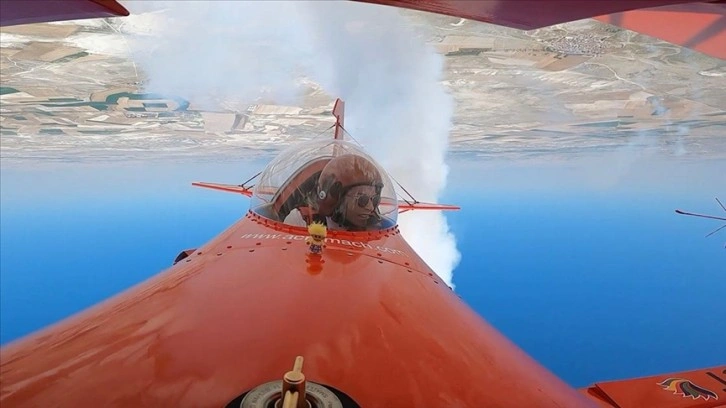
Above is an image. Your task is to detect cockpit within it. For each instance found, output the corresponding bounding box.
[249,139,398,231]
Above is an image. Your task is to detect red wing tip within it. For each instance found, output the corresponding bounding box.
[191,182,252,195]
[91,0,130,17]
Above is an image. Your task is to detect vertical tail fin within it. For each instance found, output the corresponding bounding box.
[333,98,345,140]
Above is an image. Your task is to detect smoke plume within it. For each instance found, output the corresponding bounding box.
[120,1,461,287]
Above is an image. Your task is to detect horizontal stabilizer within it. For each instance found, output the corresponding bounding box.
[192,182,254,197]
[581,365,726,408]
[398,201,460,213]
[193,182,460,214]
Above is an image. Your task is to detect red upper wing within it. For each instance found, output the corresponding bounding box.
[0,0,128,27]
[351,0,702,30]
[353,0,726,59]
[2,0,722,59]
[594,2,726,60]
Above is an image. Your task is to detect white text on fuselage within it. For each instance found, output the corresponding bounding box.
[239,233,406,256]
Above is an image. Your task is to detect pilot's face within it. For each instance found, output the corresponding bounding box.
[342,185,379,228]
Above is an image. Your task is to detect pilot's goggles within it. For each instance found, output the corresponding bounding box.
[351,193,380,208]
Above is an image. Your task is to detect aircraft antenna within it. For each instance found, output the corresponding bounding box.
[675,197,726,247]
[674,209,726,222]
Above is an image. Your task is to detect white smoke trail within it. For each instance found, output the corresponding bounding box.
[118,1,315,108]
[293,3,460,287]
[119,1,461,287]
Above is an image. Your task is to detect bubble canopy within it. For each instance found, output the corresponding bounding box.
[250,139,398,230]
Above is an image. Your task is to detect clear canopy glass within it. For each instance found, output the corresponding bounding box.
[250,138,398,230]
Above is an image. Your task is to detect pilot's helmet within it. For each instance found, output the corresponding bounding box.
[316,154,383,217]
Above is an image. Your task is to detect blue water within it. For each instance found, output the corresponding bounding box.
[448,192,725,385]
[1,156,724,388]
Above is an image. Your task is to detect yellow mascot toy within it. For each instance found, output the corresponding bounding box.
[305,221,327,255]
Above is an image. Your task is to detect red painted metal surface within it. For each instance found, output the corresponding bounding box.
[581,366,726,408]
[2,0,721,58]
[2,98,723,407]
[0,0,723,400]
[333,99,345,140]
[351,0,701,30]
[352,0,725,59]
[191,182,255,197]
[594,3,726,59]
[0,211,595,407]
[0,0,128,27]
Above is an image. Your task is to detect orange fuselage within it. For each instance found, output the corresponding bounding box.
[0,211,595,407]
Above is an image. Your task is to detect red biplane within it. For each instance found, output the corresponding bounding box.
[1,1,724,407]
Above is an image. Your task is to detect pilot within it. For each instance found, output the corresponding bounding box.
[284,154,384,231]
